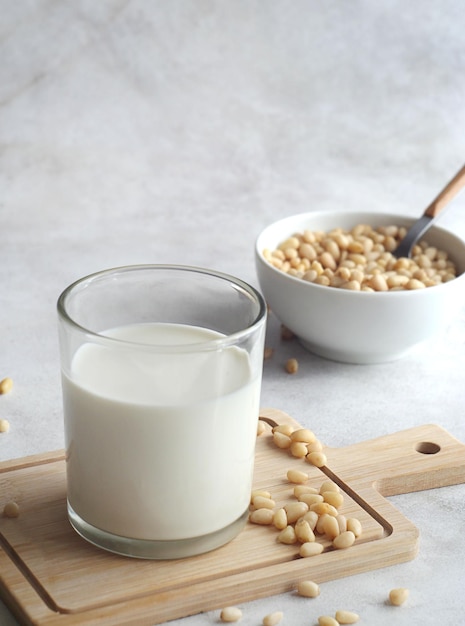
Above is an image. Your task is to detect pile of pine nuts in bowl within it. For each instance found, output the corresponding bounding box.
[255,211,465,364]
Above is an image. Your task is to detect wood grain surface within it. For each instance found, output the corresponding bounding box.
[1,408,464,625]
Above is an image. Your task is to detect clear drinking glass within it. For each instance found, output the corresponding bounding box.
[57,265,267,559]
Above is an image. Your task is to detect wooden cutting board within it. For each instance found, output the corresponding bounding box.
[1,408,465,625]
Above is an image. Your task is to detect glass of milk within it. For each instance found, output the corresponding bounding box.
[57,265,267,559]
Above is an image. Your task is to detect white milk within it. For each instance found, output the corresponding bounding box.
[62,323,261,541]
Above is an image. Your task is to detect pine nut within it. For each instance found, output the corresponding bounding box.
[298,493,324,507]
[300,242,317,261]
[287,469,309,484]
[284,502,309,523]
[336,514,347,533]
[273,431,292,449]
[299,541,324,557]
[406,278,426,289]
[0,377,13,395]
[3,501,19,518]
[273,508,288,530]
[251,495,276,510]
[318,616,339,626]
[389,587,409,606]
[340,279,361,290]
[320,251,337,271]
[271,424,294,438]
[335,609,360,624]
[290,428,316,443]
[0,419,10,433]
[285,358,299,374]
[249,509,274,525]
[279,237,300,251]
[306,451,327,467]
[297,579,320,598]
[251,489,272,500]
[263,611,283,626]
[368,273,388,291]
[303,269,318,282]
[346,517,362,538]
[310,502,338,517]
[306,439,323,453]
[293,485,319,498]
[273,423,294,436]
[257,420,267,436]
[220,606,242,622]
[290,441,308,458]
[322,514,340,540]
[316,513,330,535]
[294,518,315,543]
[333,530,355,549]
[321,490,344,508]
[280,325,294,340]
[277,525,297,544]
[263,347,274,361]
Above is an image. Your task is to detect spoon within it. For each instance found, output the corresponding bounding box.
[393,163,465,258]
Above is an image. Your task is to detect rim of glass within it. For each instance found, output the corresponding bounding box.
[57,264,267,351]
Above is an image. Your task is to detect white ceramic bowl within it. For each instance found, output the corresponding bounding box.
[255,211,465,364]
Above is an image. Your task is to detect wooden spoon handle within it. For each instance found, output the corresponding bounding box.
[424,163,465,217]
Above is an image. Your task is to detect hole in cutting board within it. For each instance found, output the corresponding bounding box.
[415,441,441,455]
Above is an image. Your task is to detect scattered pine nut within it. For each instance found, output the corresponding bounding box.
[319,480,340,494]
[346,517,363,538]
[299,541,324,557]
[316,513,330,535]
[335,609,360,623]
[0,418,10,433]
[318,616,339,626]
[251,489,272,501]
[290,441,308,458]
[287,468,309,484]
[337,514,347,533]
[3,501,19,518]
[280,325,294,340]
[322,490,344,509]
[262,611,283,626]
[306,451,327,467]
[0,377,13,395]
[264,346,274,360]
[300,510,319,530]
[293,485,319,498]
[273,431,292,449]
[294,518,315,543]
[284,502,309,523]
[285,358,299,374]
[310,502,338,517]
[290,428,316,443]
[306,439,323,453]
[298,493,324,507]
[321,514,340,540]
[296,579,320,598]
[277,525,297,544]
[220,606,242,622]
[333,530,356,549]
[273,508,288,530]
[251,495,276,510]
[257,420,267,436]
[272,423,294,436]
[389,587,409,606]
[249,509,274,525]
